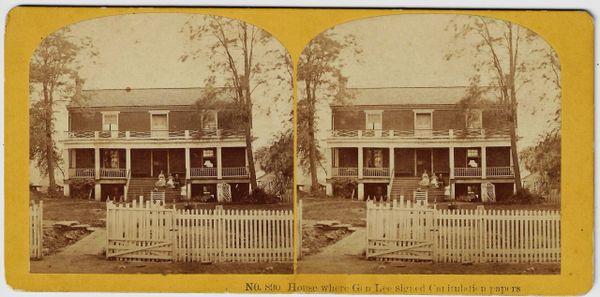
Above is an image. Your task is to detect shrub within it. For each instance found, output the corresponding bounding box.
[332,178,358,199]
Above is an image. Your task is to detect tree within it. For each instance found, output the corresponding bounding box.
[181,16,290,192]
[297,31,360,193]
[29,28,95,193]
[446,16,560,193]
[255,129,293,196]
[521,132,560,194]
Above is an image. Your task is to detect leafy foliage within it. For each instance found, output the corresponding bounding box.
[255,129,293,197]
[296,30,361,193]
[446,16,561,194]
[29,28,96,192]
[521,132,561,195]
[332,178,358,199]
[180,15,292,191]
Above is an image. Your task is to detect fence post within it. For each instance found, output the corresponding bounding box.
[297,199,303,261]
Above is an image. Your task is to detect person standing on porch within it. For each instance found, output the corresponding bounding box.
[419,170,430,187]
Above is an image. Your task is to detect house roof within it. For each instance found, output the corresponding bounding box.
[330,86,497,107]
[70,87,235,108]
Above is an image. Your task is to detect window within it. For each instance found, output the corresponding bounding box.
[415,113,432,130]
[365,110,382,130]
[151,113,168,130]
[202,111,217,130]
[102,112,119,131]
[467,148,480,168]
[466,109,483,129]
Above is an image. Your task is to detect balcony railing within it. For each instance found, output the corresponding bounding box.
[331,167,359,177]
[454,167,482,177]
[190,167,218,177]
[222,167,249,177]
[329,128,510,140]
[64,129,244,140]
[100,168,128,178]
[486,166,514,177]
[69,168,95,178]
[363,167,390,177]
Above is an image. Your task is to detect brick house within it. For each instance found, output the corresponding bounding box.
[324,87,516,202]
[61,87,251,201]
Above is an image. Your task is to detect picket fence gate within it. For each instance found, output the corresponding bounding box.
[366,198,561,264]
[106,199,294,263]
[30,201,44,259]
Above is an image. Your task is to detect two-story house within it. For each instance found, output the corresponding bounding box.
[61,87,251,201]
[324,87,516,202]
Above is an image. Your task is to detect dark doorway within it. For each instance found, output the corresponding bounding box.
[152,150,168,177]
[394,148,414,177]
[416,149,432,176]
[131,149,151,177]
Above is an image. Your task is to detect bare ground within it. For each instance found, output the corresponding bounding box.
[31,254,293,274]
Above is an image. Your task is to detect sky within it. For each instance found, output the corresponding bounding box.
[298,14,561,184]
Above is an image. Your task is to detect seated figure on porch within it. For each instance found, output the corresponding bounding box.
[419,170,430,187]
[430,172,439,188]
[166,174,175,188]
[155,170,166,187]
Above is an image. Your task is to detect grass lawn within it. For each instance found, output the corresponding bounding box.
[300,197,367,227]
[299,195,560,228]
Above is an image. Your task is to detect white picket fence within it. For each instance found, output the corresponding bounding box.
[30,201,44,259]
[366,199,561,263]
[106,199,294,263]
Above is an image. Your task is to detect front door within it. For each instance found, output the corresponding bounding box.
[416,149,432,176]
[152,150,168,177]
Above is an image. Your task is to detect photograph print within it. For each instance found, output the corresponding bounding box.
[29,13,294,274]
[295,14,561,274]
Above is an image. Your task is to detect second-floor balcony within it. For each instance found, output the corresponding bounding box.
[454,166,515,178]
[64,129,244,141]
[329,128,510,141]
[69,168,128,179]
[331,167,390,178]
[189,167,250,178]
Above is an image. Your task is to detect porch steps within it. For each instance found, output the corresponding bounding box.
[127,178,180,202]
[390,177,445,202]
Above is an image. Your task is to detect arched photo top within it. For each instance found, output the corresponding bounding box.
[296,13,560,205]
[29,13,294,209]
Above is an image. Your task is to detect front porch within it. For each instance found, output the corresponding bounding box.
[328,146,514,180]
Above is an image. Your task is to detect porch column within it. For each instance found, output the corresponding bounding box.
[94,147,100,180]
[186,181,192,200]
[326,183,333,196]
[481,146,487,179]
[449,147,455,179]
[450,182,456,200]
[389,147,395,176]
[94,183,101,201]
[125,148,131,177]
[358,147,363,179]
[325,147,332,179]
[63,148,70,180]
[217,147,223,179]
[63,148,71,197]
[185,147,191,179]
[357,182,365,200]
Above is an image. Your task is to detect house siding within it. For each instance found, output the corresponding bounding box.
[70,112,102,131]
[382,110,413,130]
[120,111,150,131]
[333,110,364,130]
[433,110,463,130]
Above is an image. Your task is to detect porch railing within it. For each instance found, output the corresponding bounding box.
[190,167,218,177]
[65,129,245,140]
[363,167,390,177]
[454,167,482,177]
[100,168,128,178]
[328,128,510,140]
[69,168,95,178]
[487,166,514,177]
[331,167,358,177]
[222,167,249,177]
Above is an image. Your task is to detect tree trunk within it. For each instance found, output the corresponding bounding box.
[244,123,258,193]
[45,120,57,194]
[305,82,320,194]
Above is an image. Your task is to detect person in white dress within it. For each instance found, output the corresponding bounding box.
[419,170,430,187]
